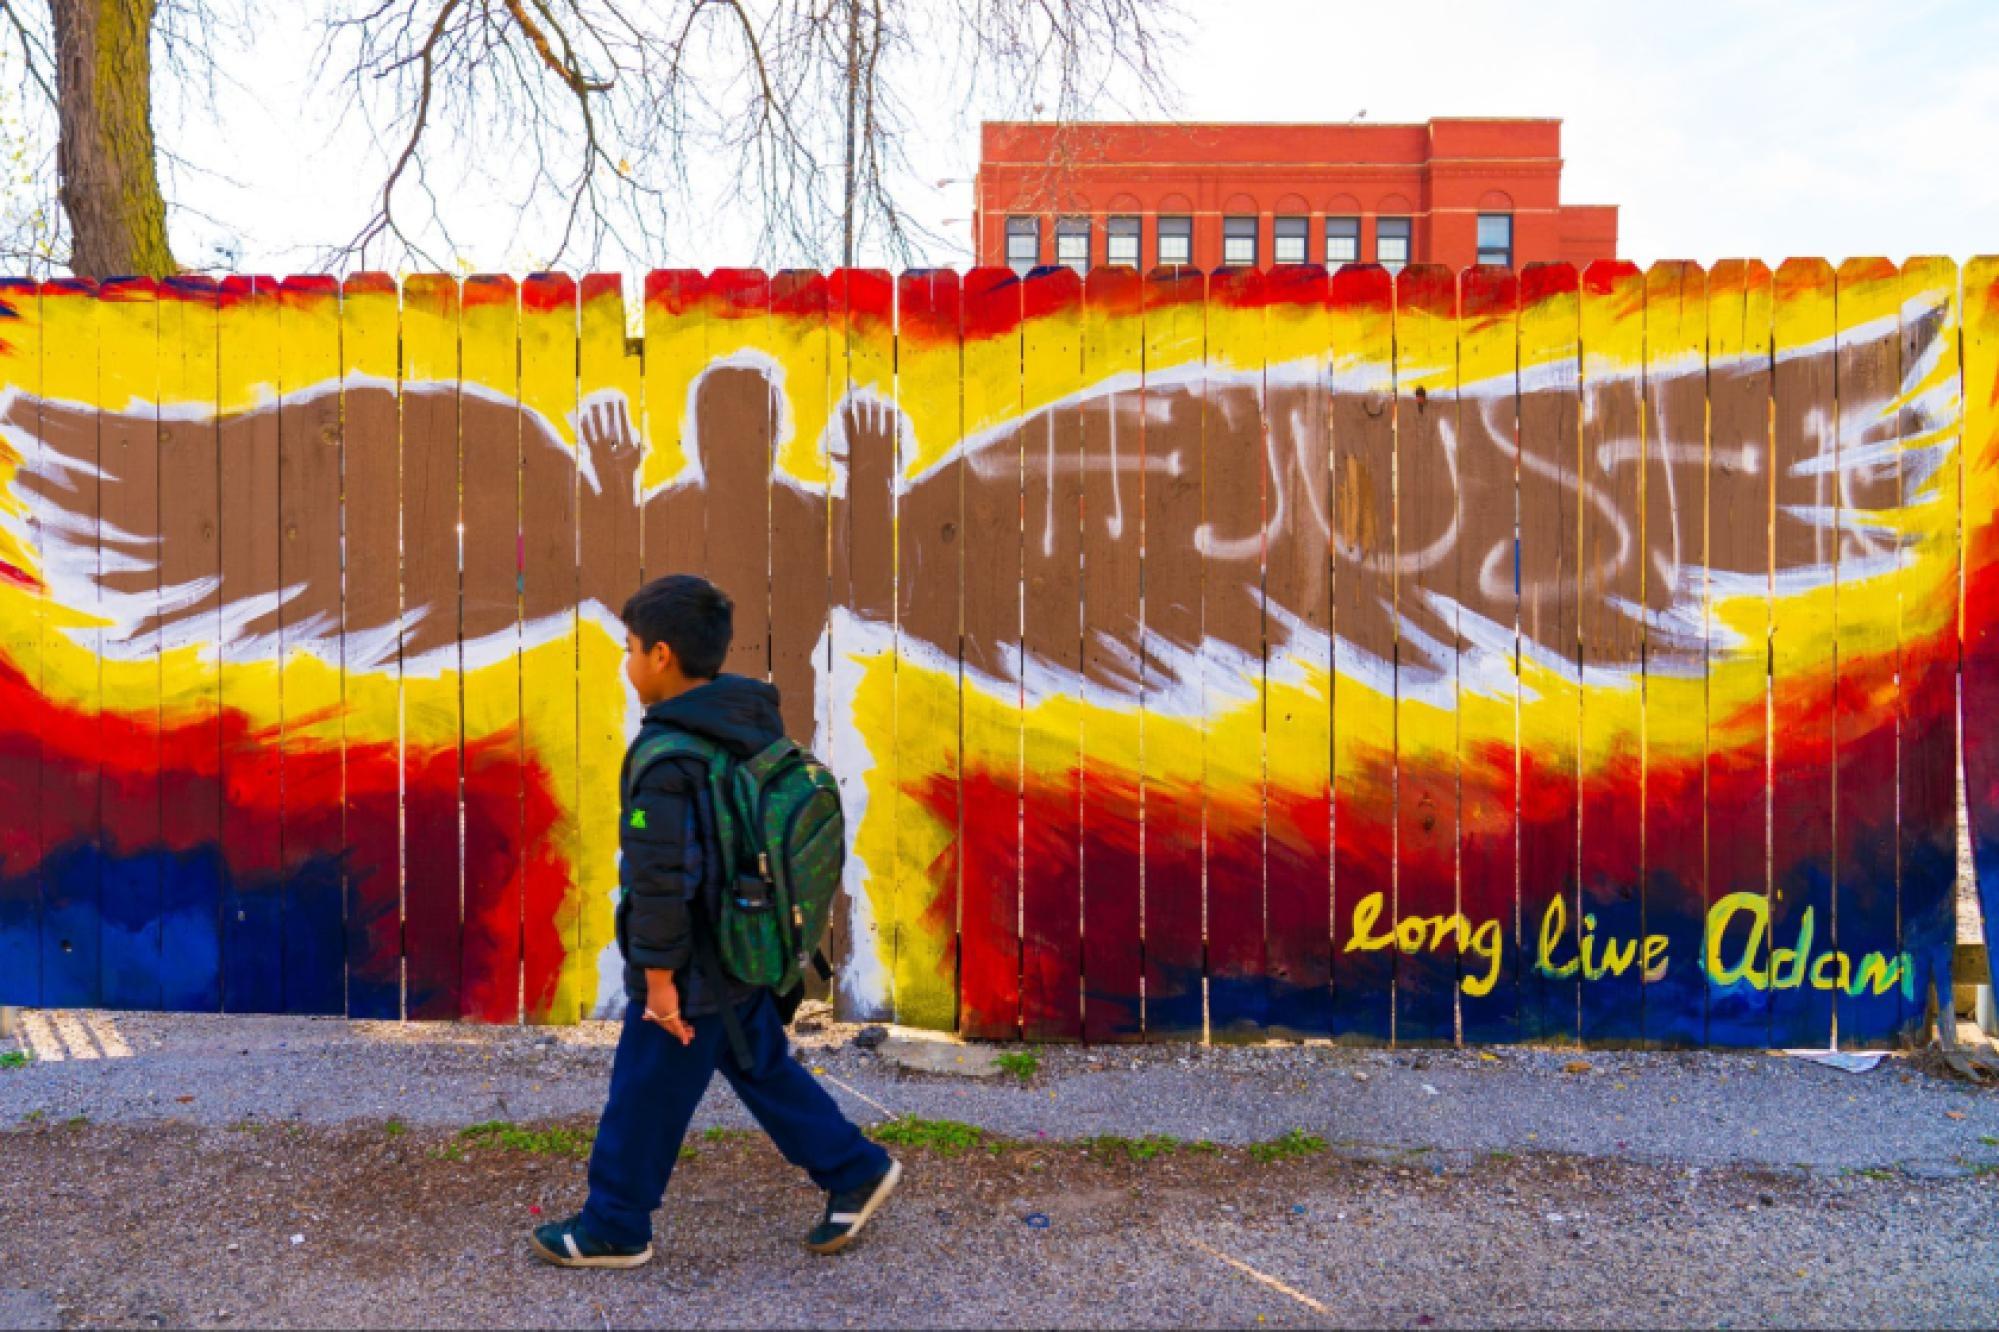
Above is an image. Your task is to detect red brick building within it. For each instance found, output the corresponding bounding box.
[974,118,1617,274]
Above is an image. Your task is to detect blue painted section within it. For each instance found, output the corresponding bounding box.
[1642,871,1707,1049]
[222,873,284,1014]
[282,854,346,1016]
[40,839,103,1008]
[158,845,224,1011]
[99,852,162,1010]
[0,864,37,1006]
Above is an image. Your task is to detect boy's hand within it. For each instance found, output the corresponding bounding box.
[643,970,695,1045]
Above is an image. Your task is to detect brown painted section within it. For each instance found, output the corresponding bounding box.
[579,275,642,623]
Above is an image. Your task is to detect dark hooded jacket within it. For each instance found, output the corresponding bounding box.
[615,674,786,1015]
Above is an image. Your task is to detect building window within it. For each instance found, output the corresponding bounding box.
[1157,215,1192,267]
[1055,217,1091,275]
[1325,216,1360,265]
[1223,215,1258,267]
[1477,213,1513,268]
[1106,216,1141,268]
[1376,217,1411,273]
[1006,217,1039,275]
[1273,216,1308,265]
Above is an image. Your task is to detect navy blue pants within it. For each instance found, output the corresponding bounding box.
[581,990,889,1248]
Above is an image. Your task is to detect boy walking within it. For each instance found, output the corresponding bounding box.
[532,574,900,1269]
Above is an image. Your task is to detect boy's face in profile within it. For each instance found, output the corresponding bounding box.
[624,632,678,706]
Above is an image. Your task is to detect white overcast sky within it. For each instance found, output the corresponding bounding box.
[23,0,1999,276]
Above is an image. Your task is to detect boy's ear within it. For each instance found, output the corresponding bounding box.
[653,640,678,674]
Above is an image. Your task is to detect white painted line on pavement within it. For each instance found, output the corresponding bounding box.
[1186,1237,1332,1316]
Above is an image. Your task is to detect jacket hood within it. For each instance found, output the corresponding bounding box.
[643,674,786,759]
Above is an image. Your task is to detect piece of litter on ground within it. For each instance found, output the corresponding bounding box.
[1781,1049,1885,1074]
[225,1243,239,1254]
[1477,1052,1499,1063]
[1352,1071,1369,1083]
[1023,1213,1051,1229]
[1421,1084,1439,1096]
[1546,1213,1565,1223]
[1291,1205,1306,1215]
[289,1234,304,1246]
[1564,1060,1592,1075]
[1946,1111,1967,1121]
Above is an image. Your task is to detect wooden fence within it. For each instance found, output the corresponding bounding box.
[1,259,1996,1047]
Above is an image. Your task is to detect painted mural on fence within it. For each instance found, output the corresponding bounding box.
[0,258,1985,1047]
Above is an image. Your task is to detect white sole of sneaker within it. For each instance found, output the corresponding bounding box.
[529,1233,655,1270]
[808,1158,904,1255]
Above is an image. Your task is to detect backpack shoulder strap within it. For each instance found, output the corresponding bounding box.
[625,728,724,806]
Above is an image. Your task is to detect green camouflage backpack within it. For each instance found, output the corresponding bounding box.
[626,730,846,996]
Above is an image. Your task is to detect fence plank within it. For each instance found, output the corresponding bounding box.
[770,271,832,753]
[0,278,42,1007]
[1704,260,1775,1048]
[1020,266,1086,1041]
[642,270,708,583]
[1392,264,1459,1045]
[1769,257,1836,1051]
[1327,263,1396,1043]
[957,266,1025,1040]
[578,274,642,1016]
[1140,266,1206,1039]
[890,269,961,1030]
[1456,265,1522,1044]
[34,281,105,1009]
[340,273,403,1019]
[215,277,282,1012]
[1516,262,1582,1045]
[1080,264,1145,1042]
[1831,257,1904,1046]
[1262,264,1334,1039]
[276,275,345,1016]
[705,270,774,681]
[520,272,581,1026]
[1578,260,1646,1045]
[400,274,464,1021]
[1960,256,1999,1024]
[1204,266,1270,1038]
[1639,261,1709,1048]
[827,269,896,1021]
[96,278,163,1010]
[1895,257,1962,1038]
[460,274,524,1023]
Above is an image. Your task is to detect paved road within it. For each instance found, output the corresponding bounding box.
[2,1011,1996,1328]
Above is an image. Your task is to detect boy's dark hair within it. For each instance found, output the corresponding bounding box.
[622,574,733,679]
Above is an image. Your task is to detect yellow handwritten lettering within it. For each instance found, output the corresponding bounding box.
[1462,919,1503,997]
[1769,908,1814,990]
[1810,950,1850,992]
[1642,934,1669,984]
[1346,892,1395,953]
[1705,892,1769,988]
[1849,952,1909,999]
[1537,896,1579,979]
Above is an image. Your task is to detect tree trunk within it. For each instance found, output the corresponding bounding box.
[51,0,175,278]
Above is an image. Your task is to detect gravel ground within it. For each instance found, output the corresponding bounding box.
[3,1011,1999,1328]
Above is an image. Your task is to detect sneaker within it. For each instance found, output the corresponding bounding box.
[806,1158,903,1255]
[529,1214,654,1270]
